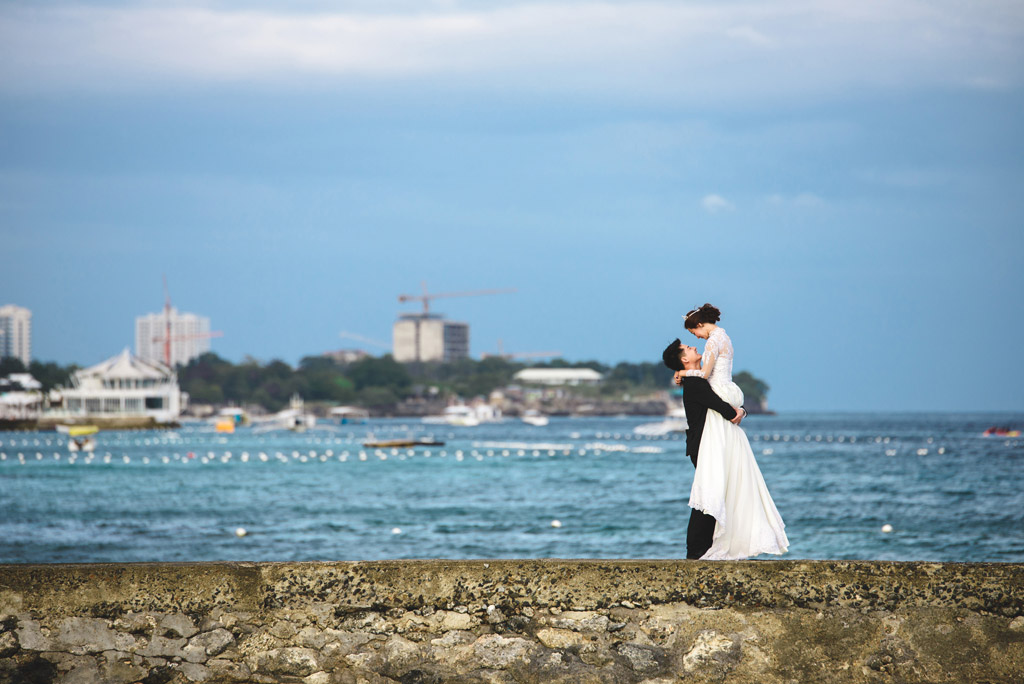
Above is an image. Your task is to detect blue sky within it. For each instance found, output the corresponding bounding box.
[1,0,1022,411]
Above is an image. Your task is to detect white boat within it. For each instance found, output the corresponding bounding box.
[330,406,369,425]
[254,394,317,432]
[423,405,480,427]
[634,406,687,436]
[68,436,97,452]
[521,410,549,427]
[217,407,249,426]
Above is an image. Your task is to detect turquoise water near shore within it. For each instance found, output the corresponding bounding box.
[1,412,1022,563]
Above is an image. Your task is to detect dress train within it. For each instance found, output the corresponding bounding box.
[689,381,789,560]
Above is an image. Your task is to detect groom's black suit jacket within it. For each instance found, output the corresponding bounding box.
[681,376,738,466]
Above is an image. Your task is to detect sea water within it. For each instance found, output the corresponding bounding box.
[1,413,1021,563]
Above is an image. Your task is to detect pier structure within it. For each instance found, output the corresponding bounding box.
[1,559,1020,683]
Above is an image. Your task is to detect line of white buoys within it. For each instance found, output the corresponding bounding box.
[762,448,774,455]
[885,449,898,456]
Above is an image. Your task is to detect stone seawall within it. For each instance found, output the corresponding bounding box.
[1,560,1022,683]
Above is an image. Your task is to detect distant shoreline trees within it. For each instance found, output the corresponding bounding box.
[0,353,770,413]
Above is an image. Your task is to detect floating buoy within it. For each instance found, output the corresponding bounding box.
[391,527,402,535]
[551,520,562,528]
[235,527,248,537]
[881,524,893,534]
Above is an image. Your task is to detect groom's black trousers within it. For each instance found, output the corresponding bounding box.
[686,451,716,559]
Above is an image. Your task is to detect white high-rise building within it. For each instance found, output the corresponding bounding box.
[393,314,469,363]
[135,307,212,367]
[0,305,32,367]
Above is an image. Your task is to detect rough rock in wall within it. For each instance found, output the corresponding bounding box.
[1,560,1022,683]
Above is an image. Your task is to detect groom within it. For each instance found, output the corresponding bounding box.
[662,339,745,559]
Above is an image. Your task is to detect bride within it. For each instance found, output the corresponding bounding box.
[675,303,789,560]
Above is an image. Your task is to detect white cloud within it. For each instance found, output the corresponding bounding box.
[0,1,1021,97]
[702,194,734,213]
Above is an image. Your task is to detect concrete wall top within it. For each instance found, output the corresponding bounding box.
[2,560,1021,617]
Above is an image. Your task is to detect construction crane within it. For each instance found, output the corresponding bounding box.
[338,331,390,351]
[151,276,223,367]
[397,282,516,315]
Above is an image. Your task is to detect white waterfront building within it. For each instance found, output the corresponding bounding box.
[0,304,32,367]
[0,373,43,420]
[51,349,187,424]
[393,314,469,363]
[136,307,212,367]
[512,368,604,386]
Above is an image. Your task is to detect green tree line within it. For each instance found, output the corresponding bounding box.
[1,353,770,412]
[0,357,81,392]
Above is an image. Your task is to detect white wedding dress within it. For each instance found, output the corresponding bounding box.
[688,328,789,560]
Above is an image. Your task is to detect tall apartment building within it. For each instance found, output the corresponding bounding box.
[0,305,32,367]
[393,314,469,363]
[135,307,212,367]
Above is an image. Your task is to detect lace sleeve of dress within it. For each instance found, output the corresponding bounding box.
[716,330,733,360]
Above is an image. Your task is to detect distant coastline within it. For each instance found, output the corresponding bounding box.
[1,353,774,428]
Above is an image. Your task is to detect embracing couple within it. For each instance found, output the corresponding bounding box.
[662,304,789,560]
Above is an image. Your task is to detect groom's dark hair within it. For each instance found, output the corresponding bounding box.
[662,338,684,372]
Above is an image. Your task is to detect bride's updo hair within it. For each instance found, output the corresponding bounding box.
[683,303,721,330]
